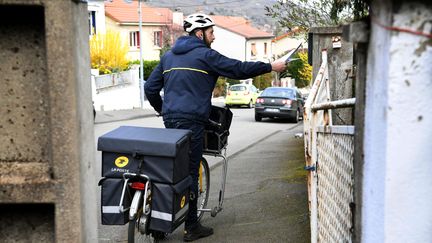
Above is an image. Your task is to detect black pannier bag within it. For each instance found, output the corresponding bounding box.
[99,177,132,225]
[204,106,233,152]
[98,126,192,184]
[149,176,191,233]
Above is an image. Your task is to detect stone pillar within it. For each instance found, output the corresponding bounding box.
[309,27,354,125]
[0,1,97,242]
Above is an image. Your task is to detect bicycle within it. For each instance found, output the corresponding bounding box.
[118,107,231,242]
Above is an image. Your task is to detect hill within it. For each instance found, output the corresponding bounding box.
[145,0,279,33]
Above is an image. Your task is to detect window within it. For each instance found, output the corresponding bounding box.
[264,42,268,56]
[261,88,295,99]
[251,43,257,57]
[129,31,140,48]
[154,31,162,47]
[88,11,96,35]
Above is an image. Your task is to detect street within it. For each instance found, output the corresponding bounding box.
[94,106,309,242]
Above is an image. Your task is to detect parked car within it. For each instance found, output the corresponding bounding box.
[225,84,259,108]
[254,87,304,122]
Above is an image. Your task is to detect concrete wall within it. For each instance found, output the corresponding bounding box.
[0,1,97,242]
[362,1,432,242]
[309,27,354,125]
[92,68,141,111]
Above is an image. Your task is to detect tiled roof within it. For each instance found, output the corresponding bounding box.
[105,0,172,25]
[211,15,274,39]
[272,28,305,42]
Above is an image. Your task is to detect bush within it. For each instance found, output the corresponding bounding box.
[253,73,273,90]
[213,77,242,97]
[214,77,227,97]
[283,51,312,88]
[90,30,129,74]
[129,60,160,80]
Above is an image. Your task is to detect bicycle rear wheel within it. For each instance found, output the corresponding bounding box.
[128,216,163,243]
[197,157,210,221]
[126,174,163,243]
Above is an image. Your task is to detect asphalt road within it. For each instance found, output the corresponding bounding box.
[94,106,309,242]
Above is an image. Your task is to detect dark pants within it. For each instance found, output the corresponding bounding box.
[164,118,204,230]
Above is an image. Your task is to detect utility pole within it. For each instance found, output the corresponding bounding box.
[138,0,145,107]
[125,0,146,108]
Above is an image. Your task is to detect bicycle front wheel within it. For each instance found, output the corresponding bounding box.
[197,157,210,221]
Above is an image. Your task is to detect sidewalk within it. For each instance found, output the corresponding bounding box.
[165,124,310,242]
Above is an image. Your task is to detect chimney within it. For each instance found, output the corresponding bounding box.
[172,11,184,26]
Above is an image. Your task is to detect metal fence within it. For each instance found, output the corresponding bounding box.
[304,50,356,243]
[94,69,134,90]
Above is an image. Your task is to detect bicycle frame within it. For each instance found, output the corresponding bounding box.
[199,147,228,217]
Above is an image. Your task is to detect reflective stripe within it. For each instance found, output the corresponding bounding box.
[163,67,208,75]
[151,210,172,221]
[102,206,121,214]
[175,203,189,220]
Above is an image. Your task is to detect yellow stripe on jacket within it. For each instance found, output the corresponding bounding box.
[163,67,209,75]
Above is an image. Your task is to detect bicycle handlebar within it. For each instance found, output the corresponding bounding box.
[207,119,222,129]
[153,111,222,130]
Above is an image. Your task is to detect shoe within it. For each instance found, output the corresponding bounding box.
[183,223,214,242]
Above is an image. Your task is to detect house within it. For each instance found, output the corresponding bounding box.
[210,15,274,63]
[271,30,308,88]
[271,29,305,60]
[103,0,183,61]
[87,0,106,36]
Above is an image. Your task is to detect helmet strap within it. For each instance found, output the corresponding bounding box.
[198,28,210,48]
[190,28,210,47]
[202,30,210,47]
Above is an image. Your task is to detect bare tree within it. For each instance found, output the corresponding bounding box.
[265,0,369,30]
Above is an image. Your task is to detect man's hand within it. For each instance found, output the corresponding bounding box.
[271,59,287,73]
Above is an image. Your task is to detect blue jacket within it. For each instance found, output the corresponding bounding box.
[145,35,272,122]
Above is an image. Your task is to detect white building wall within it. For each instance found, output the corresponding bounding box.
[363,1,432,242]
[212,26,246,61]
[87,0,106,35]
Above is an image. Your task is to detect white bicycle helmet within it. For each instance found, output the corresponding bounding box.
[183,13,215,33]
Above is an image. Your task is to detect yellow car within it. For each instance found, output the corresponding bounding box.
[225,84,259,108]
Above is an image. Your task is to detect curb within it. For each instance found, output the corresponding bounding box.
[94,113,155,124]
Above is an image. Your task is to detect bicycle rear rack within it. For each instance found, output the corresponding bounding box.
[118,172,150,217]
[200,148,228,217]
